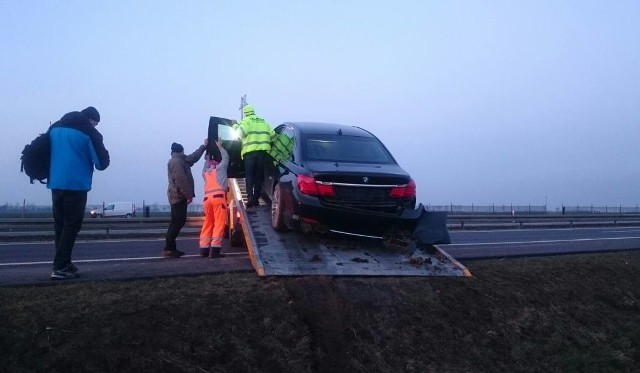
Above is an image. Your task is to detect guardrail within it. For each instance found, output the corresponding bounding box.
[445,214,640,230]
[1,214,639,241]
[0,217,206,240]
[0,217,202,230]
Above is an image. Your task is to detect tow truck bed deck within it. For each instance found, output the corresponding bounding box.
[230,178,471,277]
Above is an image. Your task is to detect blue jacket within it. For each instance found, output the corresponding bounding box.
[47,111,110,191]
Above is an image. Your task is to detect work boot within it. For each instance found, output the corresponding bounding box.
[209,247,225,258]
[260,191,271,205]
[200,247,210,257]
[162,249,184,258]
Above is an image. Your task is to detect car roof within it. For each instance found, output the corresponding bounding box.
[281,122,376,138]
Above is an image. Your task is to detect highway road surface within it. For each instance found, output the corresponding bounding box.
[1,226,639,286]
[445,226,640,259]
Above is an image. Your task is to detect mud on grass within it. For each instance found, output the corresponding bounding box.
[1,251,639,373]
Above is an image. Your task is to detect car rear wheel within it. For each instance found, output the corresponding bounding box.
[271,184,287,232]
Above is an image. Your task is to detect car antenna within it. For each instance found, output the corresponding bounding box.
[337,129,342,135]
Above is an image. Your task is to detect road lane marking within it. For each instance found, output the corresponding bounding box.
[0,252,249,267]
[452,226,640,234]
[0,237,197,246]
[445,236,640,247]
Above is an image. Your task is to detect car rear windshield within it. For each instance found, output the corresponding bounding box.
[303,134,395,164]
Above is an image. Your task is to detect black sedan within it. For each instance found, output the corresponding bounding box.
[262,122,423,238]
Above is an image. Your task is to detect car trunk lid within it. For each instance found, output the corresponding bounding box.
[306,162,414,213]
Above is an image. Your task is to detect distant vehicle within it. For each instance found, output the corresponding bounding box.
[260,122,422,237]
[90,202,136,218]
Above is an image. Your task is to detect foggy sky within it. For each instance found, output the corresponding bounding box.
[1,1,638,209]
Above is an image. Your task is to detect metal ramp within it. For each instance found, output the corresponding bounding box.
[229,178,471,277]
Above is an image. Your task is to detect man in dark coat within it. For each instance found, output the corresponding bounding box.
[163,140,207,258]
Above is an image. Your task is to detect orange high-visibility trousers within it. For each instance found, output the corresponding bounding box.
[199,196,227,249]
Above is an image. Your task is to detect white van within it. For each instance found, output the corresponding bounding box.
[90,202,136,218]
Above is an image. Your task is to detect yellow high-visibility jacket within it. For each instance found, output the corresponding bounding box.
[233,113,275,159]
[269,131,294,164]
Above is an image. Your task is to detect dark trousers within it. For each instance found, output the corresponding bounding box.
[52,189,87,271]
[244,151,267,202]
[165,199,188,251]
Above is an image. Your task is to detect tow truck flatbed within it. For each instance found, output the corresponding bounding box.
[229,178,471,277]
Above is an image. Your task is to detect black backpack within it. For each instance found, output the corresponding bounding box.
[20,131,51,184]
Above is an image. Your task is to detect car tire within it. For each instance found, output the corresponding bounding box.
[271,184,287,232]
[125,214,132,218]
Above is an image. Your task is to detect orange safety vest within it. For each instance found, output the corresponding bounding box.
[203,167,226,200]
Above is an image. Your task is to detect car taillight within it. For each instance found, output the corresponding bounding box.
[297,175,336,197]
[389,179,416,199]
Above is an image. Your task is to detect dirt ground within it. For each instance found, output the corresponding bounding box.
[1,251,639,373]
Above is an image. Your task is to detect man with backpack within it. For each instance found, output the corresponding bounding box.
[47,106,110,280]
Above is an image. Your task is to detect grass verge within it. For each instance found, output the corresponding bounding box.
[1,251,639,373]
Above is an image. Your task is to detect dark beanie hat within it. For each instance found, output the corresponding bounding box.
[171,142,184,153]
[81,106,100,122]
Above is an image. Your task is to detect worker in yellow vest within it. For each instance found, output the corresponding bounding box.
[269,130,294,165]
[233,104,275,207]
[199,138,229,258]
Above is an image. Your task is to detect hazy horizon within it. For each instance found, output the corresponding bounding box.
[2,1,638,209]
